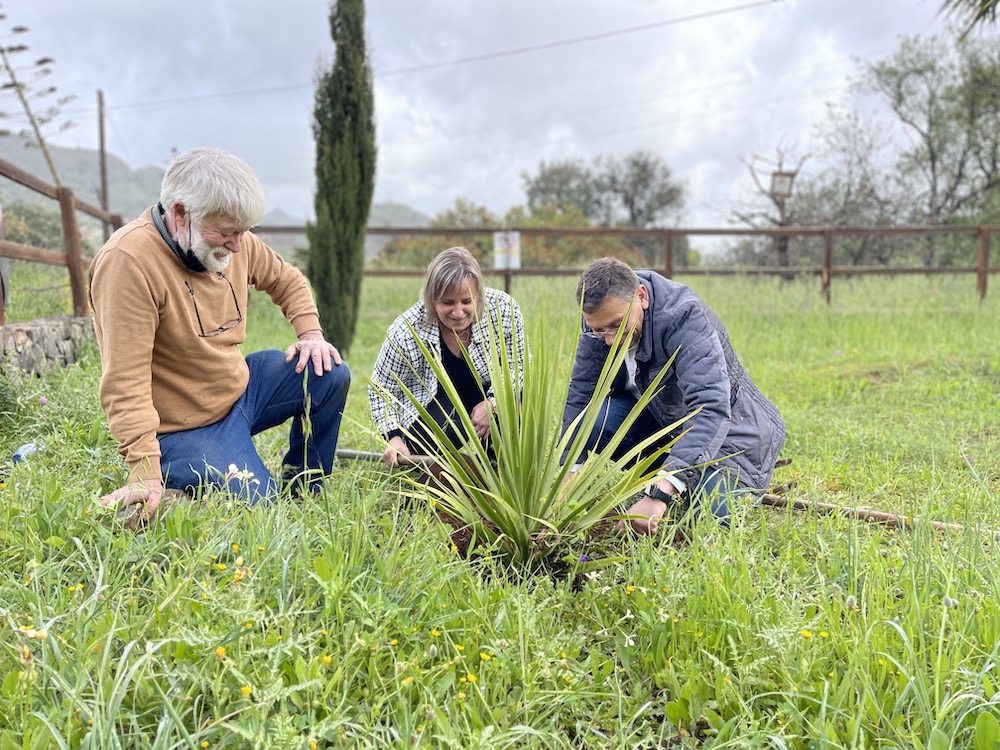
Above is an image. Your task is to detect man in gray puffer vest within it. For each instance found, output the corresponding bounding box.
[563,258,785,534]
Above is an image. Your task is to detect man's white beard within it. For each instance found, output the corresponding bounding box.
[180,223,232,273]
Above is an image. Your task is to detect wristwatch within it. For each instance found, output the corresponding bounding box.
[645,483,676,506]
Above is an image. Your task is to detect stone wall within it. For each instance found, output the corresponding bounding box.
[0,317,94,380]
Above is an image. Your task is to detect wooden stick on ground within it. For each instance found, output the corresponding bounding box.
[760,493,975,534]
[335,448,434,467]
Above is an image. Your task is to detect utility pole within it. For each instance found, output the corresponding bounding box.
[98,89,110,238]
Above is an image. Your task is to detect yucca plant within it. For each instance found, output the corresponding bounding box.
[373,304,693,568]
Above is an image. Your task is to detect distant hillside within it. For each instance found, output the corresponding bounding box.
[0,137,431,260]
[0,135,163,222]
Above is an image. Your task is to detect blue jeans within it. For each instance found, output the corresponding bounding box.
[158,349,350,503]
[574,395,742,523]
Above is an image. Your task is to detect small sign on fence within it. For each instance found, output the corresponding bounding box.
[492,231,521,270]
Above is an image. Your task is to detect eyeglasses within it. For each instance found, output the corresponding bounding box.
[185,273,243,338]
[582,326,623,340]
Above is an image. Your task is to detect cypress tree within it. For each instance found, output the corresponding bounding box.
[308,0,376,356]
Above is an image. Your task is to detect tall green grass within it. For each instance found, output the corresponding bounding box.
[0,271,998,747]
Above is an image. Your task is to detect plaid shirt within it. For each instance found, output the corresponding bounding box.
[369,287,525,437]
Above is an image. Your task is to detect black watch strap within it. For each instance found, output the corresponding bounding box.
[645,483,675,505]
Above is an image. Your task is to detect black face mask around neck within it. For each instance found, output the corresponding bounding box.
[153,203,209,273]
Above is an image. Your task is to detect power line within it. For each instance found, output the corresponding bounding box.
[57,0,782,117]
[383,53,863,148]
[376,0,783,76]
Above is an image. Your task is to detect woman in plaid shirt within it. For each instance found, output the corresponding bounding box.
[369,247,525,467]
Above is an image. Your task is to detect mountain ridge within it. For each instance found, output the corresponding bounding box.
[0,137,429,258]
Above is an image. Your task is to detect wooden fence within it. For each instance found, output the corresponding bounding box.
[0,155,997,327]
[0,157,123,325]
[259,224,999,302]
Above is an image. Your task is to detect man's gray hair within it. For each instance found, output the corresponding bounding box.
[421,247,484,326]
[576,257,640,313]
[160,147,266,228]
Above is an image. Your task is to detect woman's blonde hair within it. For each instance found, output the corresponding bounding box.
[421,247,485,326]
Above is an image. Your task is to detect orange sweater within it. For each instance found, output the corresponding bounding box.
[89,207,321,483]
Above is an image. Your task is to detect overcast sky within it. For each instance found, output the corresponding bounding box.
[2,0,978,227]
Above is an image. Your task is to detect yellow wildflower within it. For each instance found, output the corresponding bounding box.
[215,647,225,660]
[240,686,252,698]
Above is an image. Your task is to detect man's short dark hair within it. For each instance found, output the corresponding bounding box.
[576,257,640,313]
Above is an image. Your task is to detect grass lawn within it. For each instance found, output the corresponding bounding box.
[1,263,999,748]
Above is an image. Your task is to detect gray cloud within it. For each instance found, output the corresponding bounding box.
[6,0,973,228]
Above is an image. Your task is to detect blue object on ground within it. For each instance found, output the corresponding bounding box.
[12,443,38,463]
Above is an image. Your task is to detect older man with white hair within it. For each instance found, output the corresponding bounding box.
[90,146,350,521]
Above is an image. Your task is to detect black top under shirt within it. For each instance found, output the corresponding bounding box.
[440,334,484,412]
[385,333,486,441]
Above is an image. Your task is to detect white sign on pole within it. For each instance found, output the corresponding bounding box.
[492,231,521,270]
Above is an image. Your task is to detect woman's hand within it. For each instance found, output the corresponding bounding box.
[383,436,411,468]
[470,397,494,440]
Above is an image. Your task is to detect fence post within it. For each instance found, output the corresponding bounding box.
[57,186,89,318]
[821,228,833,305]
[977,226,990,302]
[663,231,674,279]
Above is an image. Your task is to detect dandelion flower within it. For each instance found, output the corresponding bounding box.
[479,652,492,661]
[465,673,476,683]
[430,628,441,638]
[240,685,252,697]
[215,646,225,660]
[201,742,209,749]
[801,629,813,639]
[322,655,332,666]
